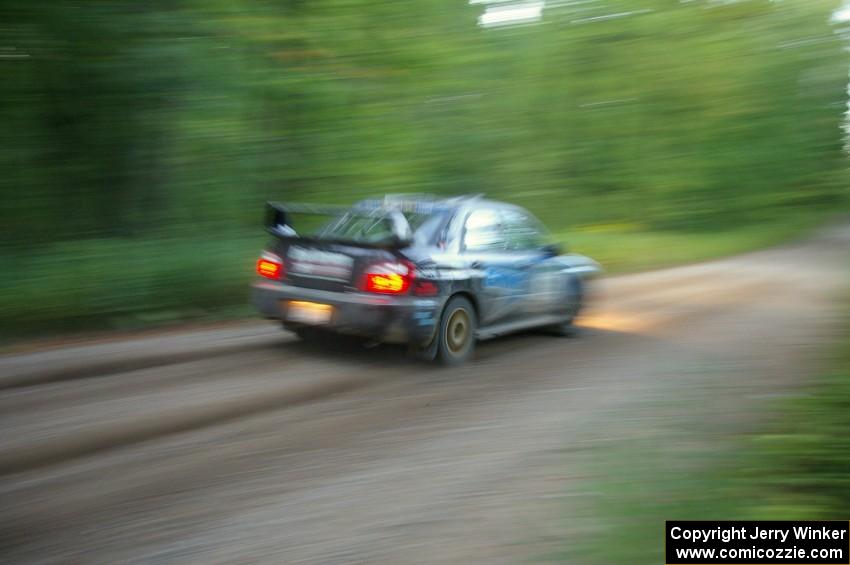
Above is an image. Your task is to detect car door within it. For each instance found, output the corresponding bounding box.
[460,207,526,326]
[500,206,568,316]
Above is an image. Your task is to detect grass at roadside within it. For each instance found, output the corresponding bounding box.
[0,211,828,341]
[0,234,264,340]
[559,212,824,274]
[561,305,850,564]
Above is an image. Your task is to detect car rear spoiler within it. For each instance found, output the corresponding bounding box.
[264,201,414,249]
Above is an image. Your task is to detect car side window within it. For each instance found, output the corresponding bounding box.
[463,209,507,252]
[501,208,547,251]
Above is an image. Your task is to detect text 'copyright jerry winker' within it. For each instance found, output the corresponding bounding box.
[666,521,850,564]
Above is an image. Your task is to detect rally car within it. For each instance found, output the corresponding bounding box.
[251,194,601,365]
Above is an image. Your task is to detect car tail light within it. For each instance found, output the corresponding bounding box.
[257,252,284,281]
[362,261,413,294]
[413,280,439,296]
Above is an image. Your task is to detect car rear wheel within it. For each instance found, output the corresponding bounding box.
[436,296,476,366]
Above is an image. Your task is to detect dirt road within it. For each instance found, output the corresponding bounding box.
[1,226,848,564]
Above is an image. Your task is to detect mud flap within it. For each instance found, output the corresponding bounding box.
[410,330,439,362]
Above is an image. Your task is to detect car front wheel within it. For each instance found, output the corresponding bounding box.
[548,278,584,337]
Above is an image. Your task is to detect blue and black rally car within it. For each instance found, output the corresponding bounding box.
[252,195,601,365]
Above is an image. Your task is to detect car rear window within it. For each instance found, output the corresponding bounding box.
[318,210,448,245]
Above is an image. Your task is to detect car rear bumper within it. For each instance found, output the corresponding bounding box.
[251,281,441,345]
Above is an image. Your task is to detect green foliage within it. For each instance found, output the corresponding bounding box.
[746,329,850,519]
[0,235,262,336]
[0,0,847,332]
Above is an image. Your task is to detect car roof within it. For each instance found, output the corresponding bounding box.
[350,195,537,227]
[353,194,491,214]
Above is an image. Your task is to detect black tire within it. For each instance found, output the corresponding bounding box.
[547,277,584,337]
[435,295,476,366]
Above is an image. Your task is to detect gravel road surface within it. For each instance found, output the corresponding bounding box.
[1,225,848,564]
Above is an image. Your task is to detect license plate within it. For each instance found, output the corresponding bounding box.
[285,301,333,325]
